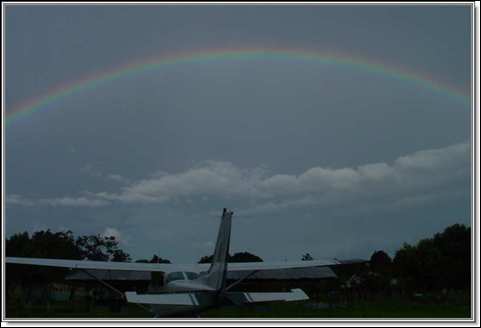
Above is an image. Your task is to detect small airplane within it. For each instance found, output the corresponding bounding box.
[7,208,343,317]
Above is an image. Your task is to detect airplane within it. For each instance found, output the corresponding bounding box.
[6,208,344,317]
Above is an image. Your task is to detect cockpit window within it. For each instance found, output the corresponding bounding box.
[166,271,185,283]
[185,272,199,280]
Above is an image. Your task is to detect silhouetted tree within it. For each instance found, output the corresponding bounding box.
[433,224,471,289]
[6,230,81,259]
[6,230,131,287]
[198,255,215,264]
[393,224,470,292]
[136,255,171,263]
[75,234,130,262]
[301,253,314,261]
[150,254,171,264]
[6,230,82,288]
[370,250,392,274]
[111,249,131,262]
[362,250,393,294]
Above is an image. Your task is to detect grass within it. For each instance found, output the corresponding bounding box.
[6,302,151,319]
[204,300,471,319]
[6,299,471,319]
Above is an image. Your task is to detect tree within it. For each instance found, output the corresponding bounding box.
[7,230,81,260]
[301,253,314,261]
[6,230,132,287]
[75,234,130,262]
[150,254,171,264]
[433,224,471,289]
[6,229,133,309]
[365,250,393,293]
[393,224,471,291]
[111,249,131,262]
[370,250,392,274]
[6,230,83,287]
[198,255,214,264]
[136,255,171,263]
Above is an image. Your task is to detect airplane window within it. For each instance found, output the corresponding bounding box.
[166,271,185,283]
[185,272,199,280]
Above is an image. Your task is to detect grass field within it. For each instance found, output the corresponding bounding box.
[6,299,471,319]
[6,302,151,319]
[204,300,471,319]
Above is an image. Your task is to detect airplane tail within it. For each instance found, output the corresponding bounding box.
[202,208,233,291]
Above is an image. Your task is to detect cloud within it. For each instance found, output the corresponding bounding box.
[106,174,130,184]
[81,164,130,184]
[95,161,264,203]
[38,197,111,207]
[102,227,122,242]
[6,195,110,207]
[7,142,469,214]
[96,142,468,205]
[6,194,35,207]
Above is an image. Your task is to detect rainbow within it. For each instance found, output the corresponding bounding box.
[5,47,470,126]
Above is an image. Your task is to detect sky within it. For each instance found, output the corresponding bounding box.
[4,4,472,262]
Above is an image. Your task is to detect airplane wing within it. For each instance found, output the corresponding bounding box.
[226,289,309,304]
[226,259,342,272]
[125,289,308,306]
[125,291,201,306]
[6,257,204,273]
[7,257,343,274]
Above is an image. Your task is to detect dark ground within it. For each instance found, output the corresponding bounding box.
[6,297,471,319]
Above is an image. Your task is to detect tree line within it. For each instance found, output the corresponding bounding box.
[354,223,470,293]
[392,223,470,291]
[6,223,471,292]
[6,230,132,285]
[6,230,130,262]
